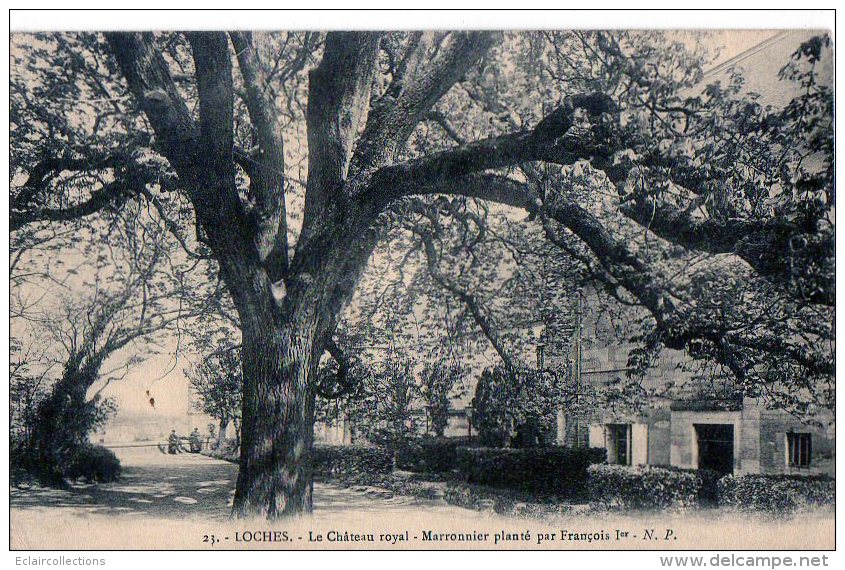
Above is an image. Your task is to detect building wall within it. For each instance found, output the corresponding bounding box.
[755,402,835,476]
[670,410,746,473]
[444,410,471,439]
[552,289,835,478]
[668,400,835,476]
[314,419,354,445]
[588,406,651,466]
[646,408,672,466]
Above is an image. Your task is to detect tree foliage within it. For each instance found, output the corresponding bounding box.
[419,362,467,437]
[186,340,243,445]
[472,365,570,447]
[9,29,833,516]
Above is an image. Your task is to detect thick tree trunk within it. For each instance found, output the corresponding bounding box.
[28,360,100,485]
[231,316,321,518]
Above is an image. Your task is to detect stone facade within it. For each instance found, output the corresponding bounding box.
[546,289,833,476]
[578,395,834,476]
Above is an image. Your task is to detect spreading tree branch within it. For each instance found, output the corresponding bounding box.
[352,31,501,172]
[303,32,382,227]
[108,32,278,332]
[410,221,519,373]
[316,338,356,399]
[230,31,289,282]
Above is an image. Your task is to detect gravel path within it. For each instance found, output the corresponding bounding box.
[10,446,457,522]
[10,446,835,550]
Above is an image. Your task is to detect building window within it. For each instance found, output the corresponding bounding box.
[694,423,735,476]
[606,423,632,466]
[787,433,812,467]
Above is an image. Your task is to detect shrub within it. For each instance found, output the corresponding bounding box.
[312,445,394,481]
[63,444,121,483]
[471,367,566,447]
[394,436,470,473]
[588,464,701,510]
[717,474,835,515]
[693,468,722,506]
[204,442,395,483]
[654,466,721,506]
[456,446,606,498]
[202,439,240,462]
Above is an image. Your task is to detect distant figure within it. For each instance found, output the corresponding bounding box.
[167,430,180,454]
[207,423,217,450]
[189,428,202,453]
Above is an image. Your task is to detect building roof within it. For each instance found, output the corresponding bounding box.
[702,29,833,109]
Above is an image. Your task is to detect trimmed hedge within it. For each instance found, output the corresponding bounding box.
[394,437,470,473]
[63,444,122,483]
[312,445,393,480]
[456,446,606,497]
[588,464,701,510]
[718,474,835,515]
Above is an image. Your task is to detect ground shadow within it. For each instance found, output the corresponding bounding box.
[10,446,455,521]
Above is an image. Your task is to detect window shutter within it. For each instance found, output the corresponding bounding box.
[632,423,649,465]
[588,424,605,448]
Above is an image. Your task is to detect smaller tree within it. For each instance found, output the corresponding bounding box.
[10,338,51,468]
[471,365,569,448]
[362,357,420,446]
[186,342,243,449]
[419,362,466,437]
[318,350,422,446]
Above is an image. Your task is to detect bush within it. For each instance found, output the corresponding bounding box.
[717,474,835,515]
[456,446,606,498]
[652,466,721,506]
[204,442,395,483]
[588,464,701,510]
[694,468,722,506]
[63,444,121,483]
[202,439,239,463]
[471,367,565,447]
[394,437,470,473]
[312,445,394,481]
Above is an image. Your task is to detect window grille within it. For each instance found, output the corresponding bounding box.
[787,432,812,467]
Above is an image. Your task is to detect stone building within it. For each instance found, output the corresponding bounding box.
[541,286,834,477]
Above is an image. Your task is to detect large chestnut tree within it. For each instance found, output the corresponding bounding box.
[10,31,832,517]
